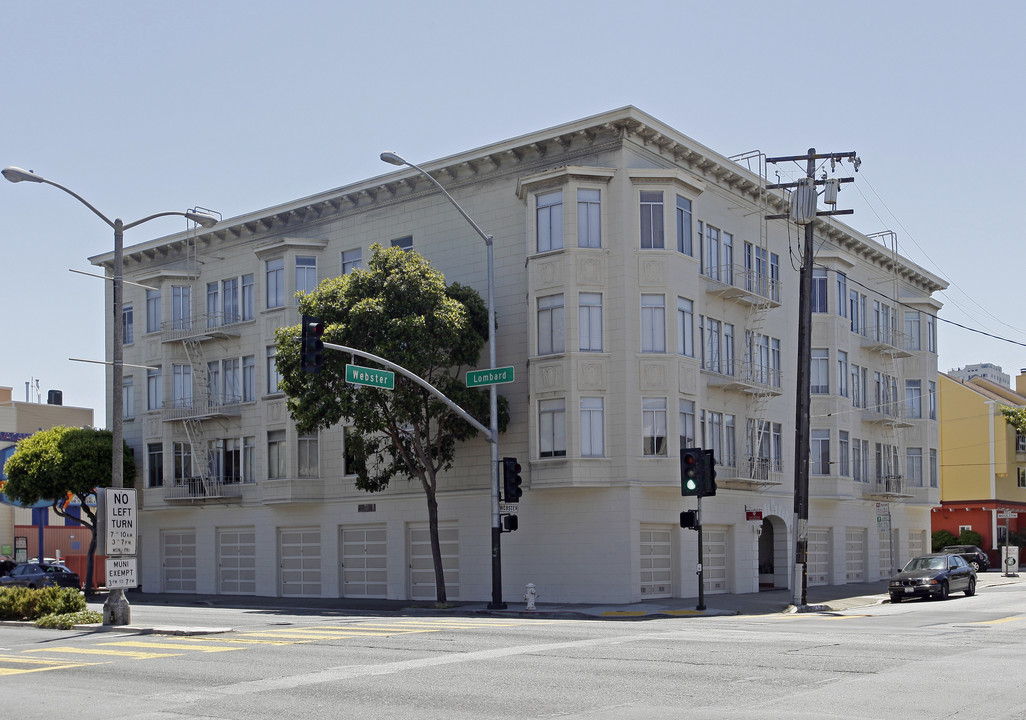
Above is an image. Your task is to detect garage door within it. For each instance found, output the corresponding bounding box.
[908,529,925,560]
[640,525,672,598]
[408,522,458,601]
[702,526,729,594]
[279,527,321,597]
[341,525,387,598]
[808,528,830,586]
[218,528,256,595]
[845,528,866,582]
[161,530,196,593]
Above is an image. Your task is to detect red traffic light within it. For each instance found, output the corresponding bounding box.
[307,321,324,337]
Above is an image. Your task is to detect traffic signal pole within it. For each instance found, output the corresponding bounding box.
[696,495,705,611]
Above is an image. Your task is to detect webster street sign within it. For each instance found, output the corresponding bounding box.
[466,366,515,387]
[346,364,395,389]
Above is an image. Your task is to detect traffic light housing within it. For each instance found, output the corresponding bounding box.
[681,448,701,496]
[679,510,697,530]
[681,447,717,497]
[301,315,324,373]
[700,449,717,496]
[502,515,519,532]
[502,457,523,502]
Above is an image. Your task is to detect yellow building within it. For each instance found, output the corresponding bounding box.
[937,371,1026,562]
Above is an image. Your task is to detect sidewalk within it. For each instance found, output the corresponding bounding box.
[80,572,1022,634]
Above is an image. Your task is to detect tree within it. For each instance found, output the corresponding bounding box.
[1000,406,1026,437]
[2,426,136,593]
[276,244,509,603]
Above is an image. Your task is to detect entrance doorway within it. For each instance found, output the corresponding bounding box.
[758,515,788,590]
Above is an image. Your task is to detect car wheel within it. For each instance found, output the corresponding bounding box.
[970,561,981,572]
[938,581,949,600]
[890,594,902,604]
[965,578,976,597]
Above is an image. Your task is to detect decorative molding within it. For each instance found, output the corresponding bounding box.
[578,359,606,390]
[640,360,667,390]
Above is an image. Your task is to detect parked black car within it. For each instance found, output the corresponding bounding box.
[889,553,976,603]
[0,562,81,589]
[942,545,990,572]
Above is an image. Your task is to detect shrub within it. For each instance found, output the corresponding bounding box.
[36,610,102,630]
[0,587,85,620]
[932,529,958,552]
[958,529,984,547]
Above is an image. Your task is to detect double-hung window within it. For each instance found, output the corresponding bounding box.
[342,248,362,274]
[839,431,850,476]
[223,277,239,325]
[243,355,256,402]
[837,351,848,398]
[577,189,600,248]
[580,398,604,458]
[679,400,696,448]
[147,367,162,411]
[642,398,667,456]
[267,430,286,479]
[241,274,255,320]
[906,448,924,487]
[676,195,692,255]
[928,381,937,420]
[640,191,664,249]
[266,258,285,309]
[811,349,829,394]
[836,272,847,318]
[904,311,921,351]
[537,191,563,252]
[171,285,191,331]
[122,305,134,344]
[579,293,602,352]
[172,364,192,408]
[123,377,134,419]
[298,434,319,478]
[266,346,281,394]
[147,443,163,488]
[146,289,161,333]
[811,429,831,475]
[539,399,566,457]
[641,294,665,353]
[677,298,694,357]
[537,294,565,355]
[296,256,317,295]
[811,269,828,312]
[391,236,413,251]
[905,380,922,419]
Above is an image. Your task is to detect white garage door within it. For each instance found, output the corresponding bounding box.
[218,528,256,595]
[279,527,321,597]
[702,526,729,594]
[640,525,672,598]
[408,522,458,601]
[808,528,830,586]
[341,525,387,598]
[846,527,866,582]
[161,530,196,593]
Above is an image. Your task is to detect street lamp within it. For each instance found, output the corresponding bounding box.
[2,166,217,624]
[380,151,506,609]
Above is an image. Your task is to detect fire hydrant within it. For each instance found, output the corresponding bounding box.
[524,583,539,611]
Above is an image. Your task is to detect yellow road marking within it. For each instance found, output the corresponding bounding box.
[972,616,1024,625]
[0,655,98,675]
[99,641,243,653]
[664,609,705,616]
[24,647,181,660]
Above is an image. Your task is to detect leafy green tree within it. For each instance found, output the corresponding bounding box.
[2,426,136,593]
[932,529,958,552]
[276,245,508,603]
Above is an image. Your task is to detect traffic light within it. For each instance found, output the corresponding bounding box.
[502,457,523,502]
[679,510,697,530]
[503,515,519,532]
[301,315,324,373]
[681,448,701,496]
[700,449,718,497]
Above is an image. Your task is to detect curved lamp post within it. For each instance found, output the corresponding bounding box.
[380,152,505,609]
[3,166,218,624]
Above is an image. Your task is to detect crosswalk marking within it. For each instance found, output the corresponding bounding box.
[99,641,243,653]
[24,647,182,660]
[0,654,98,675]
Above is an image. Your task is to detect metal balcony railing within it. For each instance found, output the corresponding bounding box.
[165,476,245,500]
[161,393,244,422]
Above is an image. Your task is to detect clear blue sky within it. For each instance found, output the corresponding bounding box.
[2,1,1024,426]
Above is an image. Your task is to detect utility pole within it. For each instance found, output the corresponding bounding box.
[766,149,858,608]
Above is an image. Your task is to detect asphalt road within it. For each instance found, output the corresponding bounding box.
[2,579,1024,719]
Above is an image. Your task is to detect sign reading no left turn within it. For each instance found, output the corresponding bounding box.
[100,488,137,556]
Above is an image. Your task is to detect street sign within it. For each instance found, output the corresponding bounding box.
[499,503,519,514]
[346,364,395,389]
[998,512,1019,519]
[105,556,138,589]
[100,488,137,556]
[466,366,515,387]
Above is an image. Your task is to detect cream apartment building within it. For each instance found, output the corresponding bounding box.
[92,107,945,603]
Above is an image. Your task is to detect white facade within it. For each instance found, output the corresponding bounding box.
[93,107,946,603]
[948,363,1010,388]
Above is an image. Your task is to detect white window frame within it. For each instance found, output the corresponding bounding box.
[537,294,565,355]
[641,294,666,353]
[580,398,604,458]
[642,398,667,457]
[536,190,563,253]
[676,195,692,255]
[677,297,694,357]
[639,190,664,249]
[811,349,829,394]
[266,258,285,309]
[296,256,317,296]
[298,434,319,478]
[266,346,282,395]
[342,248,362,274]
[539,399,567,458]
[579,292,602,352]
[577,188,601,248]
